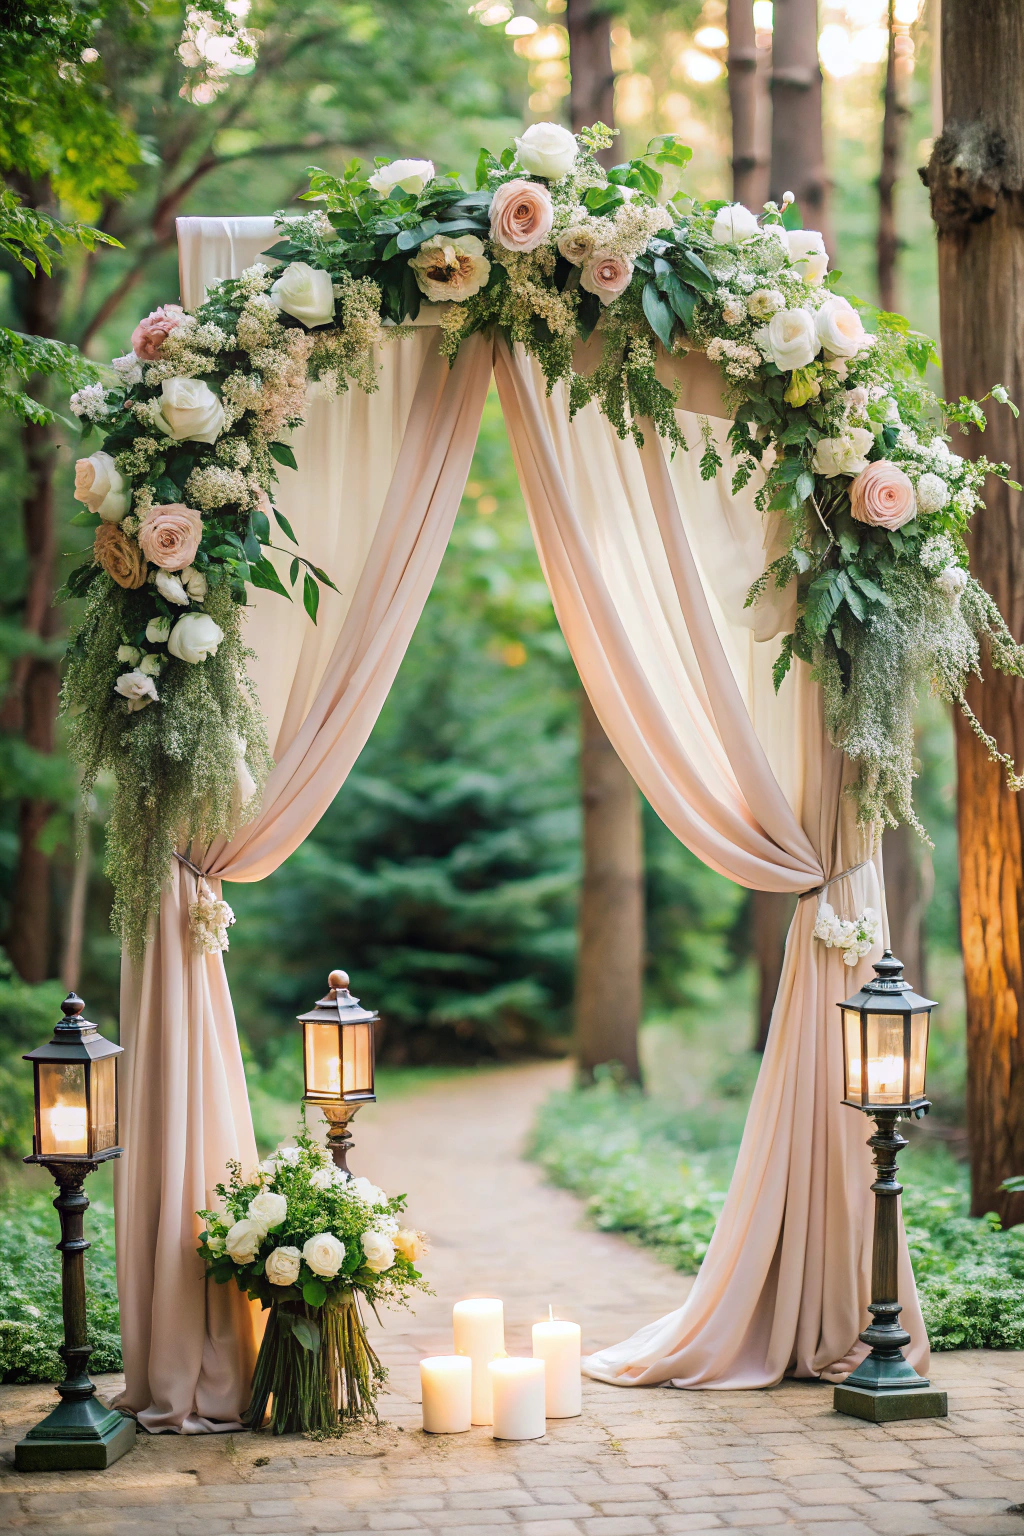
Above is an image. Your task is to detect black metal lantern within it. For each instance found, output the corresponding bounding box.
[16,993,135,1471]
[834,952,947,1425]
[298,970,377,1175]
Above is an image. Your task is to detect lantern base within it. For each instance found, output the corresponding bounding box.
[15,1393,136,1471]
[833,1381,948,1423]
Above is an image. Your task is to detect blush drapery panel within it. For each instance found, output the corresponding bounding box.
[114,219,923,1431]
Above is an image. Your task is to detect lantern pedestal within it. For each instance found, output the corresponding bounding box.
[319,1100,362,1176]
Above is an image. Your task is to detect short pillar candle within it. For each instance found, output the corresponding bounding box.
[532,1315,581,1418]
[453,1298,505,1425]
[420,1356,472,1434]
[489,1357,546,1440]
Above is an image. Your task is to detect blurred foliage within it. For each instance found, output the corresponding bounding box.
[0,952,65,1161]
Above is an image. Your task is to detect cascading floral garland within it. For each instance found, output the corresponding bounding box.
[62,119,1024,955]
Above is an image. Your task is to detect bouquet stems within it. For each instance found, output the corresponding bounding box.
[246,1291,386,1435]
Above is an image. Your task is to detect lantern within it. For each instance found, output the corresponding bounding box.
[15,993,135,1471]
[832,952,947,1426]
[298,970,377,1173]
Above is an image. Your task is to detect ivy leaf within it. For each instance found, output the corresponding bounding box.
[269,441,298,470]
[642,281,676,350]
[302,1279,327,1308]
[303,572,320,624]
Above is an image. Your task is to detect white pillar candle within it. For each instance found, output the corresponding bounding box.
[532,1316,581,1417]
[453,1298,505,1425]
[420,1355,472,1434]
[489,1357,546,1440]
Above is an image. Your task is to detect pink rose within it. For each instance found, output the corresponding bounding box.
[131,304,185,361]
[580,250,634,307]
[488,178,554,253]
[849,461,917,530]
[137,503,203,570]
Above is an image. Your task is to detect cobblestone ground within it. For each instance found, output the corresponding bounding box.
[2,1062,1023,1536]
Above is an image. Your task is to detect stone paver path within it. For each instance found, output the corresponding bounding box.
[2,1061,1024,1536]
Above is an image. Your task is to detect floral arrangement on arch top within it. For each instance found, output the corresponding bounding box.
[62,118,1024,958]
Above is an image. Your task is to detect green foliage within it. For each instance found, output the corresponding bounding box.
[0,952,66,1161]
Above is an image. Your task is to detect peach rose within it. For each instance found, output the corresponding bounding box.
[94,525,148,589]
[131,304,185,361]
[580,250,634,306]
[137,503,203,570]
[488,178,554,253]
[849,461,917,530]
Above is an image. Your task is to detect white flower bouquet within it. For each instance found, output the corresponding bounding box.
[198,1126,428,1435]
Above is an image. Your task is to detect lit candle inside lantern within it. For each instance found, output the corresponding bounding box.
[867,1054,905,1101]
[46,1100,88,1155]
[489,1357,546,1440]
[420,1355,472,1434]
[453,1298,505,1425]
[532,1309,581,1418]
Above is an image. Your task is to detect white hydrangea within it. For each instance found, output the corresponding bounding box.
[935,565,968,600]
[915,472,950,514]
[110,352,144,387]
[919,533,957,573]
[69,382,112,420]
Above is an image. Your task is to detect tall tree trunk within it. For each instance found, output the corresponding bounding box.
[770,0,831,251]
[728,0,772,211]
[922,0,1024,1224]
[877,0,909,311]
[567,2,644,1082]
[883,822,928,993]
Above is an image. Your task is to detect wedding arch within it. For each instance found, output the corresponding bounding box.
[61,126,1023,1431]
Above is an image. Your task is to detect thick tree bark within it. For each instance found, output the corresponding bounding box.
[882,822,928,993]
[770,0,831,251]
[728,0,771,211]
[921,0,1024,1223]
[567,0,615,161]
[877,0,909,311]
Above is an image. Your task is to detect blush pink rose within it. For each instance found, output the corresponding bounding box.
[848,461,917,530]
[488,178,554,253]
[131,304,185,361]
[137,503,203,570]
[580,250,634,306]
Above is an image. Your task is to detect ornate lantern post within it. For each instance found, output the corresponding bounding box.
[16,993,136,1470]
[298,969,377,1175]
[834,951,947,1423]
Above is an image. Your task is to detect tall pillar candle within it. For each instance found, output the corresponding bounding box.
[453,1298,505,1425]
[532,1316,582,1417]
[489,1357,546,1440]
[420,1356,472,1434]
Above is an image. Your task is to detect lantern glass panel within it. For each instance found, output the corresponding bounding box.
[91,1054,118,1152]
[343,1020,373,1097]
[864,1012,907,1105]
[842,1009,863,1105]
[304,1022,342,1099]
[909,1010,930,1100]
[37,1062,88,1156]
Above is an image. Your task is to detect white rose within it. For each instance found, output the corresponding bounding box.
[114,668,159,712]
[264,1245,302,1286]
[155,569,189,606]
[756,308,819,371]
[74,451,129,523]
[155,378,225,444]
[916,472,951,514]
[514,121,578,180]
[711,203,761,244]
[167,612,224,664]
[368,157,435,196]
[181,565,207,600]
[812,428,874,478]
[302,1231,346,1278]
[349,1176,388,1207]
[277,1146,300,1165]
[138,653,163,677]
[116,644,141,666]
[786,229,829,284]
[248,1190,288,1234]
[145,615,172,645]
[225,1218,263,1264]
[935,565,968,599]
[270,262,336,328]
[815,297,869,359]
[360,1229,396,1274]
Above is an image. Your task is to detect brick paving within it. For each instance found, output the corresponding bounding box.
[2,1062,1023,1536]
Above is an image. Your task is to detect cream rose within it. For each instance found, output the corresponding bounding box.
[349,1176,388,1207]
[849,460,917,530]
[410,235,490,302]
[557,225,596,266]
[757,308,819,371]
[137,503,202,570]
[131,303,185,361]
[155,569,189,606]
[156,378,225,444]
[114,668,159,712]
[368,158,435,196]
[74,451,129,523]
[488,178,554,253]
[711,203,760,244]
[167,613,224,664]
[138,654,162,677]
[302,1231,346,1278]
[264,1245,302,1286]
[145,615,172,644]
[812,429,874,478]
[360,1229,396,1274]
[116,644,140,666]
[580,250,634,306]
[514,121,577,180]
[815,297,869,359]
[394,1228,427,1263]
[181,565,208,600]
[270,262,336,328]
[786,229,829,284]
[225,1218,264,1264]
[248,1191,288,1234]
